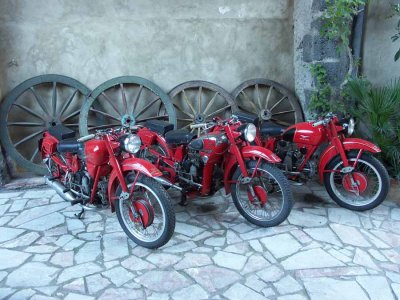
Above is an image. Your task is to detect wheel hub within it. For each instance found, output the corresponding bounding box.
[129,199,154,228]
[121,114,136,128]
[195,114,205,123]
[342,172,368,194]
[260,109,272,121]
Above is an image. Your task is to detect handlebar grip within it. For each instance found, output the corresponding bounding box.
[77,134,95,142]
[190,123,208,129]
[312,120,324,127]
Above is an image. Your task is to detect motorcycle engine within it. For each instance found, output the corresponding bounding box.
[182,151,204,181]
[65,170,92,198]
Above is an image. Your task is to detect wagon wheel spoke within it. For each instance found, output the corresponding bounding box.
[135,95,160,118]
[120,83,128,115]
[14,129,45,147]
[136,115,169,123]
[88,123,120,130]
[255,84,262,110]
[265,86,274,109]
[57,88,78,119]
[272,110,296,116]
[100,92,122,117]
[173,103,194,118]
[181,90,196,115]
[30,148,39,162]
[203,92,219,115]
[240,91,258,112]
[198,86,202,113]
[52,82,57,117]
[131,84,143,115]
[89,108,121,122]
[269,96,288,112]
[271,118,292,126]
[7,122,44,127]
[29,87,50,118]
[206,105,232,118]
[62,110,81,123]
[63,123,80,127]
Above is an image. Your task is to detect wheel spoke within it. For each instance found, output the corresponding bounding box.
[61,109,80,122]
[14,129,45,147]
[177,118,193,122]
[13,103,46,121]
[198,86,202,113]
[135,96,161,118]
[88,123,120,130]
[272,110,295,116]
[90,107,121,122]
[255,84,263,110]
[52,82,57,117]
[173,103,194,119]
[206,104,231,118]
[136,115,168,123]
[57,88,78,119]
[265,86,274,109]
[7,122,44,127]
[132,85,144,115]
[100,92,122,116]
[63,123,80,127]
[237,105,255,114]
[271,118,291,126]
[270,96,287,112]
[120,83,128,114]
[30,87,50,117]
[240,91,258,112]
[182,90,196,115]
[203,92,218,115]
[30,148,39,162]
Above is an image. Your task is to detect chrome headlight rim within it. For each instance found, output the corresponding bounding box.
[243,123,257,142]
[122,134,141,154]
[347,118,355,136]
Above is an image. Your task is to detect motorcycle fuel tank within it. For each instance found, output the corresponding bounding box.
[282,122,324,146]
[84,139,109,166]
[188,132,229,153]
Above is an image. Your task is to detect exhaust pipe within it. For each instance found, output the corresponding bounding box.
[45,176,76,202]
[154,177,183,191]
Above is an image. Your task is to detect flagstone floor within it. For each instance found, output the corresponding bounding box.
[0,180,399,300]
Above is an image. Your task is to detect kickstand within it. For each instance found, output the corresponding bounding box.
[179,193,188,206]
[75,207,85,219]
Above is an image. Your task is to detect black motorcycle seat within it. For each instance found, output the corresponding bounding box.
[145,120,174,136]
[260,121,286,137]
[57,139,83,154]
[48,124,76,141]
[165,129,195,145]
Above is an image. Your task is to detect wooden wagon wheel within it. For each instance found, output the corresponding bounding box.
[79,76,176,136]
[232,78,304,127]
[0,74,91,175]
[169,81,237,131]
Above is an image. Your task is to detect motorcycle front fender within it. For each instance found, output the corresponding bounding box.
[223,145,281,194]
[318,137,381,182]
[107,157,163,211]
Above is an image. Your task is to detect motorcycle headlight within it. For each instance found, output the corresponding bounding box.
[347,118,355,136]
[243,123,257,142]
[121,134,141,154]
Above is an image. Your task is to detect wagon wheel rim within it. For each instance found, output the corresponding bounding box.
[168,80,237,132]
[232,78,304,127]
[0,74,91,175]
[79,76,176,136]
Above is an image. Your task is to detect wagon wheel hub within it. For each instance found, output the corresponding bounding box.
[260,109,272,121]
[121,114,136,127]
[195,113,206,124]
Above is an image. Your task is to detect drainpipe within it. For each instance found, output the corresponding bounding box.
[351,4,367,78]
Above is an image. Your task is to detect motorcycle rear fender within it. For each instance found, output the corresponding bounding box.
[318,137,381,182]
[223,146,281,194]
[137,128,173,157]
[107,157,163,211]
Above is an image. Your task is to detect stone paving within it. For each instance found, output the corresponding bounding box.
[0,180,399,299]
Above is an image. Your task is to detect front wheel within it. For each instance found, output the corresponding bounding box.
[115,174,175,249]
[324,153,390,211]
[231,161,293,227]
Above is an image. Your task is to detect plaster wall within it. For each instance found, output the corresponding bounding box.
[0,0,295,96]
[363,1,400,86]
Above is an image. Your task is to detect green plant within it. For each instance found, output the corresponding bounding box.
[391,3,400,61]
[309,64,332,115]
[347,78,400,178]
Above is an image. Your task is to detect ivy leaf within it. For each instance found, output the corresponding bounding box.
[395,49,400,61]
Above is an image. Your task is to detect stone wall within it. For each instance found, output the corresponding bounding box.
[0,0,295,95]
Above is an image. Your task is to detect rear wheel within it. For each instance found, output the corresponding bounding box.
[115,174,175,248]
[324,153,390,211]
[231,161,293,227]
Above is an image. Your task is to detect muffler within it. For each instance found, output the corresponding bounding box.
[154,177,183,191]
[45,176,76,202]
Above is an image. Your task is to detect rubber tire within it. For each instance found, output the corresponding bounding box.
[323,153,390,211]
[115,174,175,249]
[231,161,293,227]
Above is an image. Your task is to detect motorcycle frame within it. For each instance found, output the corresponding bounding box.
[258,116,381,182]
[138,122,280,197]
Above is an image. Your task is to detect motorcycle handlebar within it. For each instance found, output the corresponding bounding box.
[77,134,96,142]
[312,120,325,127]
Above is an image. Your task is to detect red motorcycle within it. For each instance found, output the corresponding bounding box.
[256,112,390,211]
[39,125,175,248]
[137,113,293,227]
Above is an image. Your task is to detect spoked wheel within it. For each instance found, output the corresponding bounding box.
[324,153,390,211]
[231,161,293,227]
[169,81,237,132]
[0,74,90,175]
[79,76,176,136]
[115,173,175,249]
[232,78,304,127]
